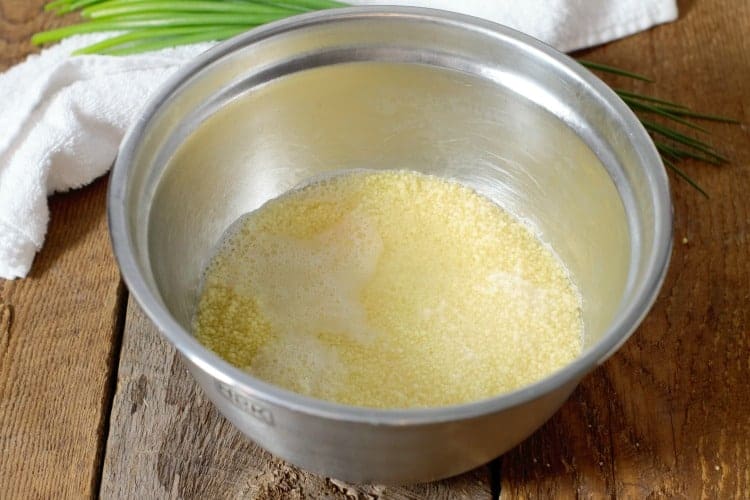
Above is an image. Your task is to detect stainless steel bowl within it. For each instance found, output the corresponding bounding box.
[109,7,672,484]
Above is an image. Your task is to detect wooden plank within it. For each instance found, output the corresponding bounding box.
[1,4,125,497]
[0,0,79,70]
[101,1,750,497]
[101,301,492,499]
[501,0,750,497]
[0,178,126,497]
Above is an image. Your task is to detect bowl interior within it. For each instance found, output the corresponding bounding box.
[117,11,669,397]
[150,61,630,350]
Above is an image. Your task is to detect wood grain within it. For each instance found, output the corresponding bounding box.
[501,0,750,497]
[100,0,750,498]
[0,0,79,71]
[100,301,492,499]
[3,0,749,497]
[1,3,124,498]
[0,178,126,497]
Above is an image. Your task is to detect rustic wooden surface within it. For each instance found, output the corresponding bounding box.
[0,0,77,69]
[100,301,491,499]
[0,176,125,497]
[0,4,120,498]
[501,0,750,497]
[1,0,749,497]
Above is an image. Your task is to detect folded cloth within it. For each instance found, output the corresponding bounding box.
[0,36,213,279]
[350,0,678,53]
[0,1,677,279]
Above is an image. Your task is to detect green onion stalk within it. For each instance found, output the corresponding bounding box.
[34,0,738,196]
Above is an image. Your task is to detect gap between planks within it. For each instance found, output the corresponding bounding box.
[92,281,130,499]
[97,299,495,499]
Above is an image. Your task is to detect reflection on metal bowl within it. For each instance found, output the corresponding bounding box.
[108,7,672,484]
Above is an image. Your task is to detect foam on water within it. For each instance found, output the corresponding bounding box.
[193,170,583,408]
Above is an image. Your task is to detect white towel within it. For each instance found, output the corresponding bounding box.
[349,1,678,53]
[0,1,677,279]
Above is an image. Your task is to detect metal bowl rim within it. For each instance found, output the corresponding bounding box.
[108,6,673,425]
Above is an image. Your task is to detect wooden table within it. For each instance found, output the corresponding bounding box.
[1,0,748,497]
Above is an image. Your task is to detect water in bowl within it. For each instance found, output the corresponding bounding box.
[193,169,582,409]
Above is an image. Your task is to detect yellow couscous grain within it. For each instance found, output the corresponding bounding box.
[194,170,582,408]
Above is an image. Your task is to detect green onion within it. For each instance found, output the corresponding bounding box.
[624,99,710,134]
[578,59,653,82]
[662,158,709,198]
[70,26,239,54]
[642,118,729,163]
[50,0,108,14]
[33,13,288,45]
[656,142,723,166]
[612,88,688,110]
[82,1,298,20]
[584,61,737,194]
[95,27,249,55]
